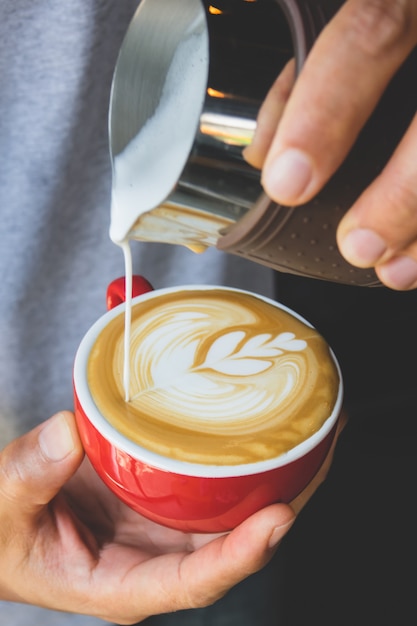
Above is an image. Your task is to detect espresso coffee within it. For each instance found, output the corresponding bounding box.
[88,287,340,466]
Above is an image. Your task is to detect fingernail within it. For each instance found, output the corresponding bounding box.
[381,256,417,290]
[39,413,75,462]
[242,145,256,167]
[340,229,387,267]
[262,148,313,203]
[268,519,295,549]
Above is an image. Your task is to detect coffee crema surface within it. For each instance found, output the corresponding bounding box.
[88,288,339,465]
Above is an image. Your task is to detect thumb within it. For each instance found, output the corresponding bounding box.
[0,411,84,519]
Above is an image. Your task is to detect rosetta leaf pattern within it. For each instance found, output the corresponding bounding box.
[202,331,307,377]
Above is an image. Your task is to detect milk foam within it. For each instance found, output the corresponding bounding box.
[127,308,307,425]
[109,14,208,244]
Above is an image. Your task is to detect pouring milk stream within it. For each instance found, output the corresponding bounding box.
[110,23,208,401]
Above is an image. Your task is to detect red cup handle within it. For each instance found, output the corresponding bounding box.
[106,276,154,311]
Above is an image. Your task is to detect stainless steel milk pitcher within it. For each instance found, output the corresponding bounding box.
[109,0,417,286]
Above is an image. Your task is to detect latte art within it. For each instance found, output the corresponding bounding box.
[127,308,307,427]
[88,288,340,465]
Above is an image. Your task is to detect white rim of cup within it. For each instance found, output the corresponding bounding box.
[74,285,344,478]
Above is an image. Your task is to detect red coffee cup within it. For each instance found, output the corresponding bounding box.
[74,278,343,533]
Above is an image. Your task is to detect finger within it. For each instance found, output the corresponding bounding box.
[176,504,295,606]
[337,112,417,289]
[0,412,84,521]
[111,504,295,623]
[290,410,348,516]
[243,58,296,169]
[261,0,417,205]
